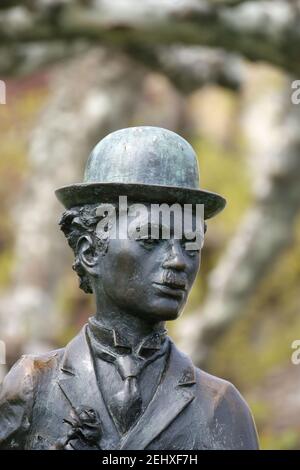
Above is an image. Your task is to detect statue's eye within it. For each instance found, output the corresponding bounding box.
[185,247,200,257]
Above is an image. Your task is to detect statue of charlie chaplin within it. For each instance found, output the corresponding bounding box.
[0,127,259,450]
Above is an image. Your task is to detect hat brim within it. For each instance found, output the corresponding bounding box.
[55,182,226,220]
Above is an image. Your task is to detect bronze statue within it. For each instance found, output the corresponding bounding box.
[0,127,259,450]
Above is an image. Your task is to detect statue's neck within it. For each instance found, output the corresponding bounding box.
[93,308,165,350]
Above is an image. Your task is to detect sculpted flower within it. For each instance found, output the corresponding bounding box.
[53,406,102,450]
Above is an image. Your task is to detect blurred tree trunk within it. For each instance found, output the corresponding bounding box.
[0,0,299,74]
[177,67,300,367]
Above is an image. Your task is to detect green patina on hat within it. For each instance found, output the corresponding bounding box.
[55,126,226,219]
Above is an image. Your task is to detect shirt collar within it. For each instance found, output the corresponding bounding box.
[88,316,168,357]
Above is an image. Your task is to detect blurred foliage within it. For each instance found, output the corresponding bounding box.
[183,86,252,311]
[209,215,300,387]
[0,76,48,289]
[207,216,300,448]
[185,135,252,311]
[1,75,300,449]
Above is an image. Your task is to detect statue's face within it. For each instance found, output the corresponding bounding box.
[94,204,202,322]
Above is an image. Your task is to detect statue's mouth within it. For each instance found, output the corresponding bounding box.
[153,281,186,298]
[161,271,187,290]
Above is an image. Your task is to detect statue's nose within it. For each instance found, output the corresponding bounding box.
[162,241,186,271]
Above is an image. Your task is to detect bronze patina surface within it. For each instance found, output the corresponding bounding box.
[0,127,259,450]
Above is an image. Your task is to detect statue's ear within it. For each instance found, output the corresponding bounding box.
[77,235,98,274]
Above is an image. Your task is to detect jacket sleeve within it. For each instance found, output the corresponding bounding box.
[212,381,259,450]
[0,356,35,449]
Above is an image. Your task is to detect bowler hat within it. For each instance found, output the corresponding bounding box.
[55,127,226,219]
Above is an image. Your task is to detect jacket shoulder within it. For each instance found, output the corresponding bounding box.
[10,348,65,385]
[20,348,64,374]
[194,366,231,400]
[194,367,259,449]
[0,348,64,449]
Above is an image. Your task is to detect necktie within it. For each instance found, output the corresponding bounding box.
[86,318,169,435]
[108,355,143,434]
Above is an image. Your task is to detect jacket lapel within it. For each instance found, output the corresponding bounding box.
[57,326,120,448]
[120,341,196,450]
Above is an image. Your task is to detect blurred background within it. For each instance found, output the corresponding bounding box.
[1,0,300,450]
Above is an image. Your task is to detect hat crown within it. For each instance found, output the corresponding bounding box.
[84,127,200,190]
